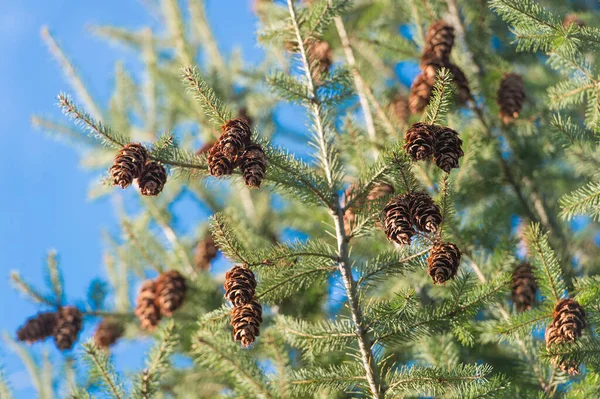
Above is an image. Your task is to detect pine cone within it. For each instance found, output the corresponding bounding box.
[383,194,415,245]
[563,14,584,28]
[207,142,235,177]
[109,143,148,188]
[448,63,471,104]
[155,270,187,317]
[427,242,461,284]
[231,299,262,347]
[53,307,83,351]
[424,21,455,61]
[409,60,443,114]
[409,192,442,233]
[224,265,257,307]
[138,162,167,196]
[511,262,537,312]
[194,235,218,271]
[220,118,252,159]
[308,40,333,84]
[241,144,267,188]
[497,73,525,124]
[404,122,437,161]
[433,126,463,173]
[135,280,161,331]
[17,312,57,344]
[389,93,410,124]
[545,298,586,375]
[94,318,124,349]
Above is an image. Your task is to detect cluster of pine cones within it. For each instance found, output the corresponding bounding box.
[17,306,82,351]
[409,21,470,114]
[404,122,463,173]
[135,270,187,332]
[382,191,460,284]
[207,118,267,188]
[545,298,587,375]
[224,265,262,347]
[110,143,167,196]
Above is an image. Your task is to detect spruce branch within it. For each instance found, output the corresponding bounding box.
[423,68,454,126]
[559,181,600,221]
[181,66,232,127]
[82,341,126,399]
[289,363,367,396]
[10,271,55,307]
[45,250,64,307]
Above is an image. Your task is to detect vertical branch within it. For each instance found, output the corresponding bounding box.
[189,0,227,72]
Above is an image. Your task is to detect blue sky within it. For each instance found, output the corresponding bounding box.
[0,0,259,396]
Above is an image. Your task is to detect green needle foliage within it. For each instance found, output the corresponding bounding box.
[7,0,600,398]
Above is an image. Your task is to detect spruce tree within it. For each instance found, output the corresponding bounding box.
[7,0,600,398]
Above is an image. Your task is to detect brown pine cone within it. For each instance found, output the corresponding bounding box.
[220,118,252,159]
[511,262,537,312]
[433,126,463,173]
[155,270,187,317]
[308,40,333,84]
[404,122,437,161]
[109,143,148,188]
[241,144,267,188]
[207,142,235,177]
[231,299,262,347]
[17,312,57,344]
[389,93,410,124]
[224,265,257,307]
[135,280,161,332]
[194,235,218,271]
[547,298,586,344]
[563,14,584,28]
[409,192,442,233]
[424,21,455,61]
[138,162,167,196]
[53,307,83,351]
[94,318,124,349]
[383,194,415,246]
[448,63,471,104]
[497,73,525,124]
[427,242,461,284]
[409,59,443,114]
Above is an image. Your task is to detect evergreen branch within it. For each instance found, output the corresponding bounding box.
[10,271,55,306]
[275,315,356,359]
[559,181,600,221]
[82,341,126,399]
[357,247,430,287]
[542,336,600,370]
[496,306,554,337]
[133,321,178,399]
[267,72,311,103]
[162,0,194,66]
[45,250,64,307]
[3,336,48,399]
[209,213,252,265]
[189,0,226,72]
[423,67,454,125]
[181,66,232,127]
[289,363,367,396]
[303,0,352,40]
[245,239,337,267]
[0,364,12,399]
[524,223,567,302]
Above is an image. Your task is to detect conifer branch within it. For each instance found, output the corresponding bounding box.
[82,341,125,399]
[423,68,454,126]
[10,271,55,306]
[181,66,232,127]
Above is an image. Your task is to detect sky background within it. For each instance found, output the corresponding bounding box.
[0,0,262,396]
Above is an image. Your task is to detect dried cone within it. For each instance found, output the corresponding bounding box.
[155,270,187,317]
[231,299,262,347]
[511,262,537,312]
[545,298,586,375]
[448,63,471,104]
[424,21,455,61]
[389,93,410,124]
[53,307,83,351]
[308,40,333,84]
[563,14,584,28]
[383,194,415,245]
[138,162,167,196]
[194,235,218,271]
[497,73,525,124]
[224,265,257,307]
[94,318,124,349]
[404,122,436,161]
[409,59,443,114]
[17,312,57,344]
[109,143,148,188]
[433,126,463,173]
[409,192,442,233]
[208,142,235,177]
[135,280,161,331]
[427,242,461,284]
[220,118,252,159]
[241,144,267,188]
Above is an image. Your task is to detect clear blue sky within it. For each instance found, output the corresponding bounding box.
[0,0,259,396]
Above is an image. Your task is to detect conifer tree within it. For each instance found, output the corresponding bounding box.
[7,0,600,398]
